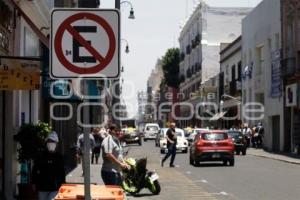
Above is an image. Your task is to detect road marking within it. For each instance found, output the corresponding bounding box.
[210,191,228,196]
[175,165,180,168]
[186,171,191,174]
[220,191,228,196]
[201,179,208,183]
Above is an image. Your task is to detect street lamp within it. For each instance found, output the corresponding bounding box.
[121,38,130,53]
[121,1,135,19]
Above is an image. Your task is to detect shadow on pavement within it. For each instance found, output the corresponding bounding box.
[126,193,157,198]
[193,163,230,168]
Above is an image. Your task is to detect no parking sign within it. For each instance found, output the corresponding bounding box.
[50,9,120,79]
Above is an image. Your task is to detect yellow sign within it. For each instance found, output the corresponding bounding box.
[0,58,40,90]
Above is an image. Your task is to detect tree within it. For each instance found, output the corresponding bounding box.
[162,48,180,88]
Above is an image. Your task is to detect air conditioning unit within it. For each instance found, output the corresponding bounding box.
[207,93,215,100]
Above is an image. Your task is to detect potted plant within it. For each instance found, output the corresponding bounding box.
[14,122,51,200]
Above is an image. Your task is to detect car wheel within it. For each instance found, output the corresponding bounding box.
[236,151,240,155]
[160,149,164,154]
[144,138,147,142]
[194,160,200,167]
[223,160,227,166]
[242,149,246,155]
[229,159,235,166]
[183,149,188,154]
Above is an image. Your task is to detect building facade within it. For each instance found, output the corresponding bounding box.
[242,0,283,151]
[218,36,242,129]
[178,2,250,128]
[281,0,300,153]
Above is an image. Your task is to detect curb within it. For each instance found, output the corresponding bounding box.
[248,152,300,165]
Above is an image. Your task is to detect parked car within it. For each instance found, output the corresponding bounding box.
[187,128,209,145]
[143,123,160,141]
[189,130,235,166]
[227,130,247,155]
[160,128,188,154]
[122,127,142,146]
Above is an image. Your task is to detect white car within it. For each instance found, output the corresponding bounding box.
[187,128,209,145]
[143,123,160,141]
[159,128,188,154]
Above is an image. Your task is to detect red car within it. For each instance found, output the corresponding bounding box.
[189,130,235,166]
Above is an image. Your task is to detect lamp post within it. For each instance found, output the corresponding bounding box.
[113,0,135,128]
[121,38,130,53]
[120,1,135,19]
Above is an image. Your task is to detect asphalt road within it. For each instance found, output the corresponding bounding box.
[128,140,300,200]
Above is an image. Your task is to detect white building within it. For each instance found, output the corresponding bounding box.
[242,0,283,151]
[178,2,251,127]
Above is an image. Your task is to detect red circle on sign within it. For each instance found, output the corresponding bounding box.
[54,12,116,74]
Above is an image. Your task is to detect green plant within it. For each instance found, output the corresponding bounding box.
[14,122,52,163]
[162,48,180,88]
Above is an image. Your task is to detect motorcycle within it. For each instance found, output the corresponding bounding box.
[121,149,161,195]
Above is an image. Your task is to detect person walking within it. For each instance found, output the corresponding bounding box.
[101,124,130,186]
[76,129,95,176]
[91,128,101,164]
[32,131,65,200]
[161,122,177,168]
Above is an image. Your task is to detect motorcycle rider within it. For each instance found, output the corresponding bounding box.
[161,122,177,168]
[101,124,130,186]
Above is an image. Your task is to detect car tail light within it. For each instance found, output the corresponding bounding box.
[197,140,204,146]
[227,139,234,146]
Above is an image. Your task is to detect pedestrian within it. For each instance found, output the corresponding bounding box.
[32,131,65,200]
[161,122,177,168]
[91,128,101,165]
[242,123,251,147]
[257,122,264,147]
[76,129,95,176]
[101,124,130,186]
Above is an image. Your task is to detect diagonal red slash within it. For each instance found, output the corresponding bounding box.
[66,24,105,63]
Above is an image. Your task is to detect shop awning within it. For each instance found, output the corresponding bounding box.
[209,111,227,121]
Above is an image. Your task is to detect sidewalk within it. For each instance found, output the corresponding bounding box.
[66,149,217,200]
[247,148,300,165]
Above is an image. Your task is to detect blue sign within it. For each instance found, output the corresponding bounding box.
[271,49,282,98]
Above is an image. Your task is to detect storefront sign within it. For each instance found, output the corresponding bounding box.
[286,83,298,107]
[0,58,40,90]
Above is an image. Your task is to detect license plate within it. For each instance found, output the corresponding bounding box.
[212,153,220,158]
[149,173,159,182]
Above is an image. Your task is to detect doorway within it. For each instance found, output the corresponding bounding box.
[272,115,280,152]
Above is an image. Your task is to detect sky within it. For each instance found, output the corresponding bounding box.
[99,0,263,117]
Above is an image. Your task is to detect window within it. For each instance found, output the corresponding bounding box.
[24,27,39,56]
[201,133,228,141]
[256,46,264,75]
[238,61,242,81]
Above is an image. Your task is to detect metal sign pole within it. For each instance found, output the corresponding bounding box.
[83,97,91,200]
